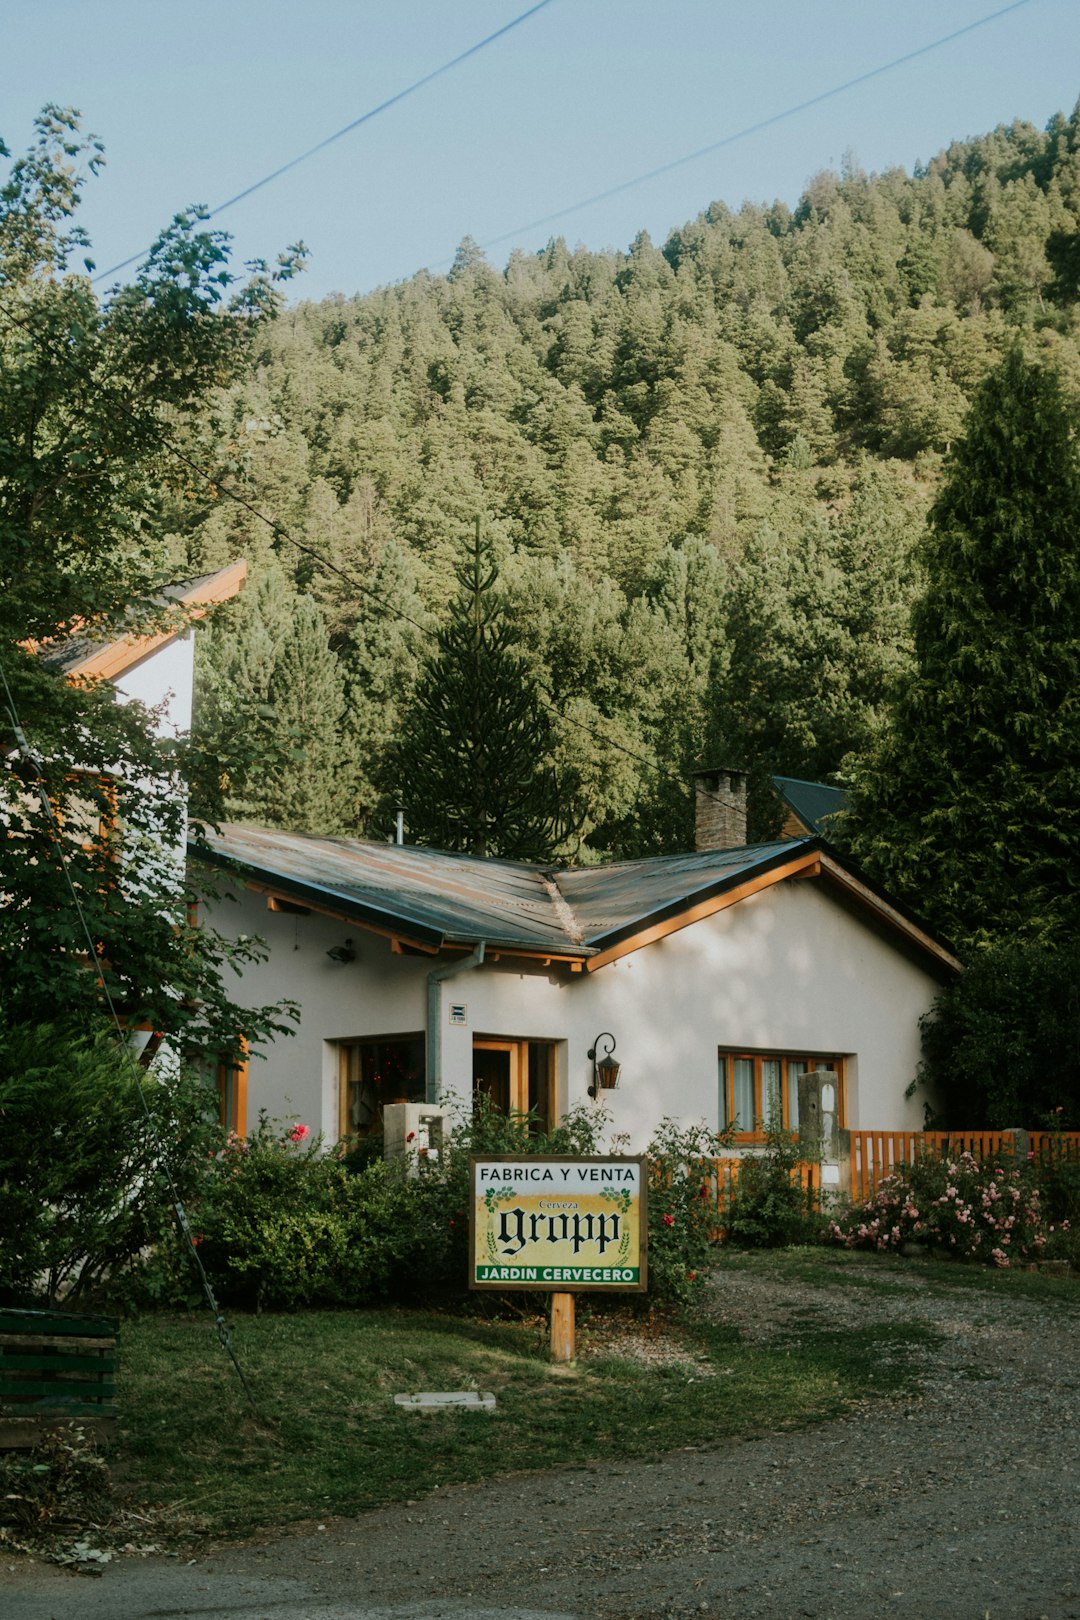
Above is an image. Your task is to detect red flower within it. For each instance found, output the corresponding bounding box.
[406,1131,416,1143]
[662,1213,675,1228]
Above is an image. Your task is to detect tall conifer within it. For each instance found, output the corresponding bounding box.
[841,347,1080,947]
[388,524,571,860]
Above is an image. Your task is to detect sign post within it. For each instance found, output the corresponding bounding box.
[469,1155,647,1361]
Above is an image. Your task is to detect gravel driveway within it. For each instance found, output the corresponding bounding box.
[4,1259,1078,1620]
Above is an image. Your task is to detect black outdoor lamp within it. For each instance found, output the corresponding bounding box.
[587,1031,620,1098]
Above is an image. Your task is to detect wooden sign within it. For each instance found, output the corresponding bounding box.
[468,1155,647,1292]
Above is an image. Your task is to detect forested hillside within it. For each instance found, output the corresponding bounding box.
[173,107,1080,858]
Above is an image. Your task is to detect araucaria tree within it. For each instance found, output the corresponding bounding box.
[0,107,299,1055]
[387,523,573,860]
[841,347,1080,950]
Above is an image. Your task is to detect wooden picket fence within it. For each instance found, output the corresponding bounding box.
[706,1154,821,1237]
[700,1131,1080,1223]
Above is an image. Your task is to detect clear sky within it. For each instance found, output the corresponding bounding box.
[3,0,1079,304]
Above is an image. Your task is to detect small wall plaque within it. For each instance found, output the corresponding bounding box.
[448,1003,468,1026]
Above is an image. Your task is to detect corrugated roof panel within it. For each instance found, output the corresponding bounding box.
[195,826,811,956]
[555,842,807,944]
[196,825,584,953]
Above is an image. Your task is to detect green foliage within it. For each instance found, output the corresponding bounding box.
[0,109,299,1056]
[155,1115,435,1312]
[386,523,575,859]
[0,1018,218,1306]
[157,1101,723,1311]
[171,106,1080,864]
[841,348,1080,948]
[725,1128,821,1248]
[643,1118,731,1306]
[917,941,1080,1127]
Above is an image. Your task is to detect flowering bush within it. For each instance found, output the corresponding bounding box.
[646,1119,731,1307]
[828,1151,1067,1267]
[150,1113,431,1311]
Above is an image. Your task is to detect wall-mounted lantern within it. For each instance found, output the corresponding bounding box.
[587,1031,620,1098]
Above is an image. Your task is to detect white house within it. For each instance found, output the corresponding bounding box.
[192,769,960,1153]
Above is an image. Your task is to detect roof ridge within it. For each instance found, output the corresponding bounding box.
[538,870,585,946]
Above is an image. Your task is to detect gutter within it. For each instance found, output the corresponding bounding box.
[426,941,486,1103]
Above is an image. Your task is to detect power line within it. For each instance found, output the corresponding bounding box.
[92,0,559,285]
[153,432,746,820]
[468,0,1031,259]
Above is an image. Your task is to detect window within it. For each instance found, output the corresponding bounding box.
[338,1035,425,1141]
[472,1038,556,1134]
[217,1039,248,1136]
[719,1050,845,1140]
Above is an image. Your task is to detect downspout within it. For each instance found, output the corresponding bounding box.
[426,941,486,1103]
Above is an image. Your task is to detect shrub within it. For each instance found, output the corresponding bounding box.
[0,1017,217,1307]
[827,1150,1067,1267]
[724,1127,820,1249]
[153,1115,435,1311]
[644,1118,730,1306]
[917,941,1080,1127]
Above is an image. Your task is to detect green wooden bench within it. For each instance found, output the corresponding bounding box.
[0,1308,119,1449]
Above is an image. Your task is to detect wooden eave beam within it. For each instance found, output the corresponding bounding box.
[584,850,823,971]
[815,853,962,973]
[65,561,248,682]
[241,879,441,955]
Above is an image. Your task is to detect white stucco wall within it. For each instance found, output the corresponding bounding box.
[112,633,195,737]
[203,869,944,1149]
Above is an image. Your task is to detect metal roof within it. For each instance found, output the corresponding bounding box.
[194,824,813,957]
[555,842,807,949]
[772,775,848,837]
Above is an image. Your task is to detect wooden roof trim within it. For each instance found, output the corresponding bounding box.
[66,561,248,681]
[583,850,823,971]
[243,880,441,955]
[816,853,962,973]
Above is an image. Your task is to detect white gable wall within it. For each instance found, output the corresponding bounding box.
[112,633,195,737]
[205,870,940,1147]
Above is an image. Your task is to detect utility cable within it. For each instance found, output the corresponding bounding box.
[0,655,260,1413]
[93,0,559,285]
[471,0,1031,258]
[0,297,748,826]
[152,431,747,821]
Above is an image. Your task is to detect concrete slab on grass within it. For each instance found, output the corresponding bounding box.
[393,1391,496,1412]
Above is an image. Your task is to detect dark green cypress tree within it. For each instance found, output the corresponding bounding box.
[841,348,1080,948]
[388,524,571,860]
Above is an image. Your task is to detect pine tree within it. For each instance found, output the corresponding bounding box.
[841,347,1080,948]
[387,524,571,860]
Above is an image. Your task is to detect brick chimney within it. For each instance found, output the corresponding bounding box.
[693,767,747,850]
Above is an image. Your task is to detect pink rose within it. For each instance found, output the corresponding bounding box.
[288,1122,310,1143]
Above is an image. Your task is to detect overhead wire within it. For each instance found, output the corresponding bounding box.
[92,0,559,284]
[470,0,1032,258]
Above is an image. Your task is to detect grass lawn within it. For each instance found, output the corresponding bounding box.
[113,1278,942,1538]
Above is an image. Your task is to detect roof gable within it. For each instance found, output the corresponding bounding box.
[42,561,247,682]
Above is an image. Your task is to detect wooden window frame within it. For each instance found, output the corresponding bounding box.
[337,1034,426,1143]
[473,1036,557,1133]
[719,1048,845,1143]
[217,1037,249,1137]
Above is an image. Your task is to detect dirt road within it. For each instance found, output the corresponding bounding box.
[4,1260,1078,1620]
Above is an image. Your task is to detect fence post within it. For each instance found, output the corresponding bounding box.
[1006,1127,1030,1165]
[799,1067,842,1208]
